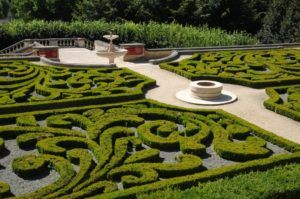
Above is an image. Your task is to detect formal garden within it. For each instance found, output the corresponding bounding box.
[0,49,299,198]
[0,0,300,199]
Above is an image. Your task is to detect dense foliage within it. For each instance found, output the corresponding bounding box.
[0,20,257,49]
[0,0,8,19]
[257,0,300,43]
[6,0,300,43]
[138,163,300,199]
[8,0,270,34]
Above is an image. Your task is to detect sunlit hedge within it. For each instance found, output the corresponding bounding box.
[0,20,258,49]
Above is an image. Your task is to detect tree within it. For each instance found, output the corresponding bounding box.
[10,0,75,21]
[0,0,9,19]
[258,0,300,43]
[191,0,270,33]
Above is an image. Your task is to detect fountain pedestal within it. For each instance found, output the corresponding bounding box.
[176,80,237,105]
[95,33,127,65]
[189,81,223,99]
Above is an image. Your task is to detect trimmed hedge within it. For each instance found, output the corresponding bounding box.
[137,163,300,199]
[0,97,299,198]
[16,115,37,126]
[107,154,203,188]
[0,60,156,115]
[14,154,76,199]
[264,85,300,121]
[0,181,12,198]
[12,154,48,178]
[160,49,300,88]
[0,137,4,152]
[92,152,300,199]
[0,20,258,50]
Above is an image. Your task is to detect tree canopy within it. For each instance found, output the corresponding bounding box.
[4,0,300,43]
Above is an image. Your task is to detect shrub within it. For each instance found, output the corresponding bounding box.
[264,85,300,121]
[0,20,258,49]
[16,115,37,126]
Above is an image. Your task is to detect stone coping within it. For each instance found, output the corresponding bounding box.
[40,56,116,68]
[33,46,59,49]
[149,50,179,64]
[147,42,300,51]
[0,56,40,61]
[120,43,145,47]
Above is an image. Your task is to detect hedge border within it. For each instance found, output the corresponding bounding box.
[0,99,299,198]
[264,85,300,121]
[159,49,300,88]
[0,61,156,115]
[90,152,300,199]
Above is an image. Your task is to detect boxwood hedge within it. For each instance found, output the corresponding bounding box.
[0,99,299,198]
[160,49,300,88]
[264,85,300,121]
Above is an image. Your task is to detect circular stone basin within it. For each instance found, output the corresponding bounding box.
[176,80,237,105]
[103,35,119,40]
[189,80,223,99]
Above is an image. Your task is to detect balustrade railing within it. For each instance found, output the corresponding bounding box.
[0,38,95,54]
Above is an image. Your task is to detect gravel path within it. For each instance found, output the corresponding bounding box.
[0,140,60,196]
[56,48,300,144]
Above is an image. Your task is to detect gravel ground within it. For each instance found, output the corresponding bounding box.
[0,140,60,196]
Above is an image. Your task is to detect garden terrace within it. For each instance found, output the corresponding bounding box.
[0,61,155,114]
[0,99,299,198]
[160,49,300,88]
[265,85,300,121]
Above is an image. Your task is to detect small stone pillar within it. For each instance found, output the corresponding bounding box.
[77,38,86,48]
[33,46,59,60]
[120,43,145,61]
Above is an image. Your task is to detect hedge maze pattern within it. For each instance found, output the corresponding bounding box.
[265,85,300,121]
[160,49,300,88]
[0,59,300,198]
[0,61,155,114]
[0,101,299,198]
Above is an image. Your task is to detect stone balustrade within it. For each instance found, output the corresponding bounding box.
[0,38,94,54]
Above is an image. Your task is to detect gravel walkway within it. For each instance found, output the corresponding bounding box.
[0,140,59,196]
[56,48,300,144]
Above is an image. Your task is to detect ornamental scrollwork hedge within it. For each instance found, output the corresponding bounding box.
[0,99,299,198]
[264,85,300,121]
[160,49,300,88]
[0,61,155,114]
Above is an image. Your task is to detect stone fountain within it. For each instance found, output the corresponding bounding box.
[176,80,237,105]
[96,32,127,64]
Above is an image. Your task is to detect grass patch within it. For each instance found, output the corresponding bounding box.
[138,163,300,199]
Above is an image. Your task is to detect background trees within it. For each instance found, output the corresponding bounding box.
[258,0,300,43]
[10,0,74,21]
[2,0,300,43]
[0,0,9,19]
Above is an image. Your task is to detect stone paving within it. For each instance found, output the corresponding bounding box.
[56,48,300,144]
